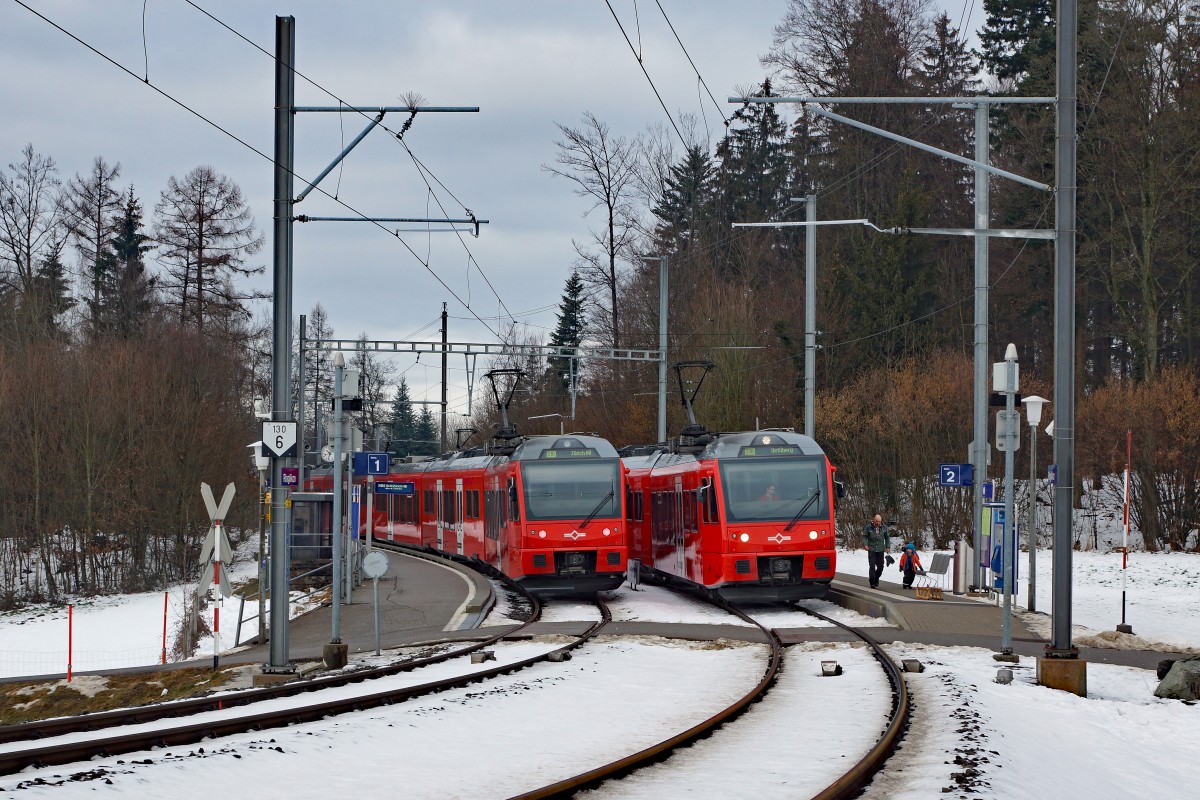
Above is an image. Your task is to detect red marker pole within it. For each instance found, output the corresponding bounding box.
[213,556,221,670]
[67,604,73,682]
[162,591,169,664]
[1118,431,1133,634]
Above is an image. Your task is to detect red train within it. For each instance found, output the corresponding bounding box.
[622,363,842,603]
[305,429,628,596]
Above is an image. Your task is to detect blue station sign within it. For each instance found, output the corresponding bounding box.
[938,463,974,487]
[353,452,390,475]
[374,480,415,495]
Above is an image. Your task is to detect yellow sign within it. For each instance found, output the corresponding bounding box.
[285,497,292,509]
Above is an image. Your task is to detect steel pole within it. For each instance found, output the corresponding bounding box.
[441,303,449,453]
[658,255,668,444]
[1028,420,1037,612]
[805,195,817,438]
[1051,0,1078,656]
[297,314,307,487]
[331,354,344,643]
[257,471,266,645]
[971,98,990,589]
[267,15,295,671]
[1002,353,1017,653]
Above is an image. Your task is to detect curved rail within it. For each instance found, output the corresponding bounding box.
[0,596,610,777]
[795,603,911,800]
[510,591,783,799]
[0,548,537,743]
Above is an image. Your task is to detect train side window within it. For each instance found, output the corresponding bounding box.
[508,477,520,522]
[625,487,634,521]
[635,492,643,522]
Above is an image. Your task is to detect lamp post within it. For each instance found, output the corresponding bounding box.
[1022,395,1048,613]
[248,442,270,644]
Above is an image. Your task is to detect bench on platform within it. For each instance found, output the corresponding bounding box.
[915,552,952,600]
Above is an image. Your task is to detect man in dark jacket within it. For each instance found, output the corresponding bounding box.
[864,515,891,589]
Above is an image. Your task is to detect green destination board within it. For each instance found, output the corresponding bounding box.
[540,447,600,459]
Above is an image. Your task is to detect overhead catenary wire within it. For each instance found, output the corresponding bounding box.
[176,0,517,327]
[602,0,688,148]
[11,0,507,340]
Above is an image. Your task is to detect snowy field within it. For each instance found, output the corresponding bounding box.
[836,547,1200,653]
[1,611,1195,798]
[0,546,315,680]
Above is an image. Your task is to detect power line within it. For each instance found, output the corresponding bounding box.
[602,0,688,148]
[175,1,516,330]
[12,0,506,340]
[181,1,513,320]
[653,0,729,127]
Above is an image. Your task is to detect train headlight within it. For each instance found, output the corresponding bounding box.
[539,530,547,539]
[739,532,750,543]
[809,530,819,540]
[602,527,611,536]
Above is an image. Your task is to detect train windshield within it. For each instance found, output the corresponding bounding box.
[521,460,622,521]
[719,456,829,522]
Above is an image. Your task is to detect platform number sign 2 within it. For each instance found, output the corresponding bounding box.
[262,421,298,458]
[938,463,974,487]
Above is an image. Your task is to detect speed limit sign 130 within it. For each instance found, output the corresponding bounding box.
[262,421,298,458]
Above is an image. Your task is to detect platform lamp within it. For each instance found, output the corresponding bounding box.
[1022,395,1049,613]
[248,441,271,644]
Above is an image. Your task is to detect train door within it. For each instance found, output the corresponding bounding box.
[436,479,445,550]
[455,478,465,554]
[492,475,504,569]
[674,476,685,575]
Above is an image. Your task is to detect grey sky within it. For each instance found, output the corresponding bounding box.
[2,1,979,412]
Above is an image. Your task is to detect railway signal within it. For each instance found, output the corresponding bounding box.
[198,482,235,669]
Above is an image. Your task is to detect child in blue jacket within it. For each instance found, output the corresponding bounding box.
[898,543,923,589]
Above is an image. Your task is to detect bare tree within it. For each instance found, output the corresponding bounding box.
[154,166,264,333]
[61,156,122,334]
[350,333,397,449]
[0,145,62,313]
[544,113,641,347]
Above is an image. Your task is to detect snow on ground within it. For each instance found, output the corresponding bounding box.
[864,642,1199,799]
[0,638,771,798]
[602,582,752,625]
[0,549,1197,799]
[835,548,1200,652]
[0,541,316,679]
[579,642,887,799]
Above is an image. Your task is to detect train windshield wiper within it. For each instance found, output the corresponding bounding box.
[783,488,821,532]
[579,485,615,528]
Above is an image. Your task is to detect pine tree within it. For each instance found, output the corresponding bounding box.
[651,144,714,252]
[414,406,438,456]
[715,79,790,228]
[97,187,156,338]
[29,238,73,336]
[388,378,417,458]
[547,270,586,395]
[976,0,1055,84]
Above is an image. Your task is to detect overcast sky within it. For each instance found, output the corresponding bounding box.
[1,1,979,412]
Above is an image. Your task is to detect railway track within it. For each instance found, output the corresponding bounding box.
[0,546,522,748]
[511,593,910,800]
[0,552,611,777]
[795,602,911,800]
[511,593,782,799]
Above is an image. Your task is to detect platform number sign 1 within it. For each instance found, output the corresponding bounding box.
[262,420,298,458]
